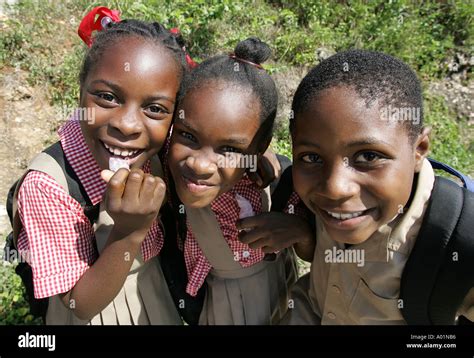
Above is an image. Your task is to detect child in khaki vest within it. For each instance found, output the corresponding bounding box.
[13,7,195,324]
[281,49,473,325]
[166,37,315,325]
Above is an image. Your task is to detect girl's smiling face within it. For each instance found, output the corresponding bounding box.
[79,37,180,170]
[169,82,263,208]
[292,86,430,245]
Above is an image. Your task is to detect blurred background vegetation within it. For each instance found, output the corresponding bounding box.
[0,0,472,324]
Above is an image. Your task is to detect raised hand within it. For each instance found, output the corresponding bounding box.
[101,168,166,240]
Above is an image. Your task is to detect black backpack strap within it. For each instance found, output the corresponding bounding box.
[269,154,292,195]
[271,165,294,212]
[159,202,206,325]
[43,143,90,206]
[6,179,18,224]
[43,142,99,224]
[429,181,474,324]
[429,158,474,191]
[400,176,473,324]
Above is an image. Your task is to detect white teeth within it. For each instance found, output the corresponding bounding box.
[326,210,364,220]
[103,142,139,158]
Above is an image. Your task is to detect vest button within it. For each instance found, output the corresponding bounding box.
[332,285,341,294]
[327,312,336,320]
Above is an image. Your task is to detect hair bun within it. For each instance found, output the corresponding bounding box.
[234,37,271,65]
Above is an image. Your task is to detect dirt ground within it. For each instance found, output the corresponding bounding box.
[0,67,63,239]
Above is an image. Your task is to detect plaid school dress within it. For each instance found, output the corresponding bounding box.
[182,177,300,325]
[16,117,182,325]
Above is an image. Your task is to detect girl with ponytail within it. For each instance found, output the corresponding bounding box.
[166,37,314,325]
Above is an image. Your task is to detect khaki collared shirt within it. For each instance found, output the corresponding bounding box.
[293,159,474,325]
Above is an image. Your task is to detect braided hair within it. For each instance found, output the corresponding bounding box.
[177,37,278,147]
[79,19,189,90]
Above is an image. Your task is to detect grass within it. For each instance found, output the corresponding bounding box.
[424,94,473,175]
[0,261,42,325]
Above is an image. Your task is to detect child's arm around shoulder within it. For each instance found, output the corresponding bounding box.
[237,211,315,262]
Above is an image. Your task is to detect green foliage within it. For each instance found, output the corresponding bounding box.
[424,94,473,175]
[271,0,472,78]
[2,0,471,107]
[0,263,41,325]
[271,125,292,159]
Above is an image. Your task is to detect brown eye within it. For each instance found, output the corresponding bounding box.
[355,152,382,163]
[180,131,196,142]
[221,146,241,154]
[96,93,116,102]
[301,153,322,164]
[147,105,167,114]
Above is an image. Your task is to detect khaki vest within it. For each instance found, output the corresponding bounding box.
[185,187,298,325]
[12,152,182,325]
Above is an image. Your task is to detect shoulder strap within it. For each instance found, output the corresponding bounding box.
[12,142,98,244]
[400,176,473,324]
[186,185,272,271]
[271,165,293,212]
[43,142,91,208]
[185,205,243,271]
[429,180,474,324]
[428,158,474,191]
[12,149,70,244]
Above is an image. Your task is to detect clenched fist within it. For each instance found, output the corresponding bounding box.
[101,168,166,240]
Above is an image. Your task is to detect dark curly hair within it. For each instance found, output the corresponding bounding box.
[291,49,423,140]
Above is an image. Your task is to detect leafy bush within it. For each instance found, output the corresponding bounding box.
[424,94,473,174]
[0,262,41,325]
[271,0,472,78]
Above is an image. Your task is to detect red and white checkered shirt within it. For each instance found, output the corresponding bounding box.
[285,191,307,218]
[16,117,163,299]
[184,176,264,296]
[184,177,309,297]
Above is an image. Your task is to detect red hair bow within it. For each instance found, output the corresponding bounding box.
[169,27,198,69]
[78,6,121,47]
